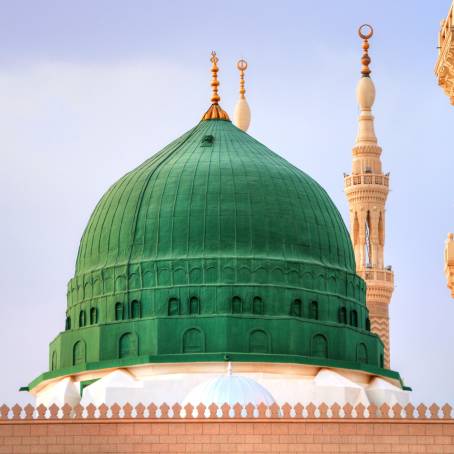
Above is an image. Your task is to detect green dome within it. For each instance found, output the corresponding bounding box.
[76,119,355,275]
[33,118,391,389]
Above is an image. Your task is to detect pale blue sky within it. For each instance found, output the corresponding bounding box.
[1,0,453,405]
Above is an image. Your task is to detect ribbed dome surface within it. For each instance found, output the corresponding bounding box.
[76,120,354,275]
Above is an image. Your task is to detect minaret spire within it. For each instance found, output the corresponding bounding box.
[233,59,251,131]
[202,51,230,121]
[344,25,394,369]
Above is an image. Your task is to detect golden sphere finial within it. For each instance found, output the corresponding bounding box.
[202,50,230,121]
[237,59,248,98]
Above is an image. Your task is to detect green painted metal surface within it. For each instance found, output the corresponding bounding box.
[31,119,392,389]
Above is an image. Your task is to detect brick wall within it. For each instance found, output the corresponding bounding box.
[1,419,454,453]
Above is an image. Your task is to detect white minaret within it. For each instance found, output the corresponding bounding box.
[233,59,251,131]
[344,25,394,369]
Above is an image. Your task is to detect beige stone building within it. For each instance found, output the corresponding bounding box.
[435,1,454,297]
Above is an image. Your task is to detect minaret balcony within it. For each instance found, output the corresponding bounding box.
[344,173,389,188]
[356,266,394,285]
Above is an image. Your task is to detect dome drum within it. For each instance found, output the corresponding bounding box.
[46,313,384,378]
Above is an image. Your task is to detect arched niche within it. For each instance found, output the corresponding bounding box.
[249,329,269,353]
[72,340,86,366]
[182,328,204,353]
[119,332,138,358]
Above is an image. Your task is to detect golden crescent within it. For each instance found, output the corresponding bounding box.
[358,24,374,40]
[237,59,248,71]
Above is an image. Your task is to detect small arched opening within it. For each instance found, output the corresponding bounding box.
[115,302,124,321]
[90,307,98,325]
[338,307,347,324]
[290,299,302,317]
[79,310,86,327]
[189,297,200,315]
[252,297,263,314]
[72,340,86,366]
[168,298,179,316]
[249,329,269,353]
[183,328,203,353]
[310,301,319,320]
[350,310,358,327]
[131,300,141,319]
[119,332,138,358]
[232,296,242,314]
[357,343,368,363]
[311,334,328,358]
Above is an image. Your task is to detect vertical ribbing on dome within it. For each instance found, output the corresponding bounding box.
[202,51,230,121]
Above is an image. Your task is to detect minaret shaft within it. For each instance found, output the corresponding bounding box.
[344,26,394,368]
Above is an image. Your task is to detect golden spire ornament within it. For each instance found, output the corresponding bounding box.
[233,59,251,131]
[358,24,374,77]
[238,59,247,99]
[202,51,230,121]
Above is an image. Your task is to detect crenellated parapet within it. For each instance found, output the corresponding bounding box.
[0,401,452,420]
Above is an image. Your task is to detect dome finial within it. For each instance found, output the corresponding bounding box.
[210,51,220,104]
[202,51,230,121]
[233,59,251,131]
[237,59,247,99]
[355,24,377,144]
[358,24,373,77]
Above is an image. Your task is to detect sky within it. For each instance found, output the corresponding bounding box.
[0,0,453,406]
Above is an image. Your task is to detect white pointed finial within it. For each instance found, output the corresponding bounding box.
[233,59,251,131]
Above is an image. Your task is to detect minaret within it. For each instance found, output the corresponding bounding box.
[233,59,251,131]
[344,25,394,368]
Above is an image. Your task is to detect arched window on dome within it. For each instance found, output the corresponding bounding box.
[183,328,203,353]
[119,332,138,358]
[90,307,98,325]
[252,297,263,314]
[115,302,124,321]
[311,334,328,358]
[51,351,57,371]
[380,353,384,368]
[290,299,302,317]
[232,296,242,314]
[79,310,86,327]
[131,300,141,319]
[338,307,347,324]
[189,297,200,315]
[65,316,71,331]
[168,298,180,316]
[357,343,368,363]
[310,301,318,320]
[72,340,86,366]
[365,317,371,331]
[249,330,269,353]
[350,310,358,327]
